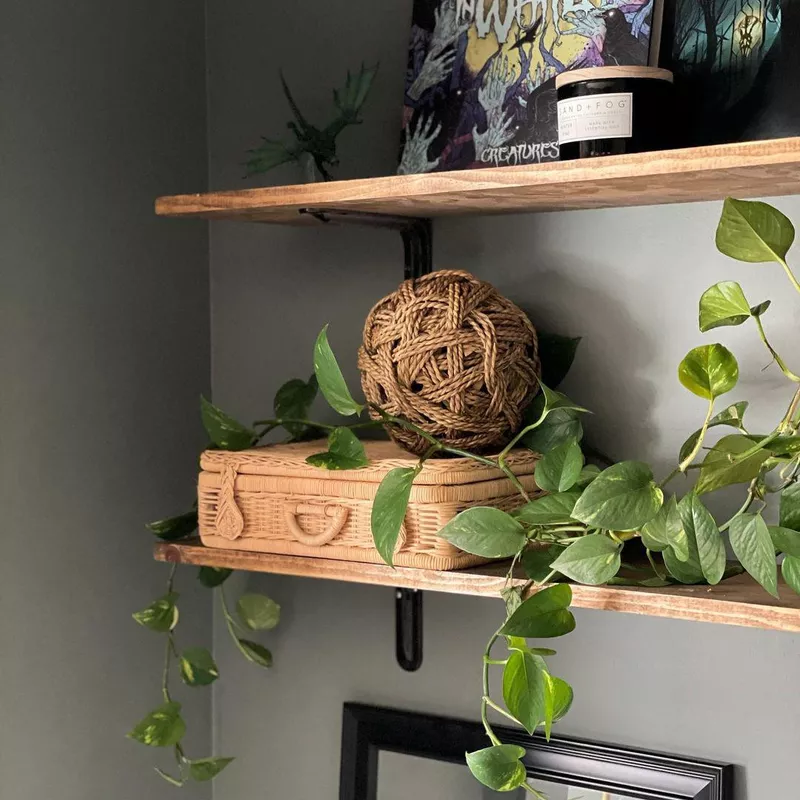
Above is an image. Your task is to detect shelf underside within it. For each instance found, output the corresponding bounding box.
[155,138,800,224]
[154,541,800,633]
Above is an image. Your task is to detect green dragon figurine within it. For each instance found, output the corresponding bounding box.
[246,63,379,182]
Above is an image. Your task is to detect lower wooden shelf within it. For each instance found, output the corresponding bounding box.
[154,541,800,633]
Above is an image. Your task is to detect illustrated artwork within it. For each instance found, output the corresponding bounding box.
[399,0,660,174]
[664,0,800,143]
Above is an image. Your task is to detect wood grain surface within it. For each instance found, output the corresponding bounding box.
[155,138,800,223]
[154,540,800,633]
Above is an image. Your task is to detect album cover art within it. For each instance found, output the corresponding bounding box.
[399,0,659,174]
[663,0,800,144]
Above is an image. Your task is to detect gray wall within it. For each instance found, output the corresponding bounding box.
[1,2,211,798]
[205,3,800,798]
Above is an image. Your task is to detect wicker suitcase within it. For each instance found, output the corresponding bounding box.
[198,439,540,570]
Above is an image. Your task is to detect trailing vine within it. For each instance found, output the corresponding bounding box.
[135,198,800,793]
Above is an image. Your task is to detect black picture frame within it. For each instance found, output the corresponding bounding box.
[340,703,733,800]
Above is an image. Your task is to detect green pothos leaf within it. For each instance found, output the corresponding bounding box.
[306,426,369,470]
[678,493,725,585]
[274,375,318,438]
[466,745,527,792]
[313,326,364,416]
[549,534,621,585]
[715,197,795,264]
[678,344,739,400]
[132,593,179,632]
[371,467,417,567]
[728,514,778,598]
[438,507,526,558]
[180,647,219,687]
[147,510,198,541]
[572,461,663,531]
[198,567,233,588]
[188,757,235,782]
[503,650,548,734]
[200,396,256,450]
[127,702,186,747]
[534,438,584,492]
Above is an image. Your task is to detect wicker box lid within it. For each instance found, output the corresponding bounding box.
[200,439,537,488]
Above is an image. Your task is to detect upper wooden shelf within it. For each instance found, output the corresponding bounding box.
[156,138,800,224]
[155,541,800,633]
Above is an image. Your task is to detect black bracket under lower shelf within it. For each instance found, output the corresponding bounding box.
[300,206,431,671]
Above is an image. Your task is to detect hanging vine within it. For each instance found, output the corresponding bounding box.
[134,197,800,792]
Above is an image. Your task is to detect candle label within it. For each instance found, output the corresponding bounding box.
[557,93,633,144]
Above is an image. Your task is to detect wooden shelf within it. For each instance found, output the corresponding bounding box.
[155,541,800,633]
[156,138,800,224]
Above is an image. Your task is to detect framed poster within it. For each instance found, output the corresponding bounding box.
[399,0,661,173]
[662,0,800,144]
[340,703,734,799]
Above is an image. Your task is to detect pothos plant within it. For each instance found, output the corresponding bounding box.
[134,197,800,794]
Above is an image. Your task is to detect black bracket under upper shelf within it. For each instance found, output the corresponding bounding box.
[300,206,431,672]
[299,208,433,280]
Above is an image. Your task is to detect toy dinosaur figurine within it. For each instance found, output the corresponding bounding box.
[246,63,379,181]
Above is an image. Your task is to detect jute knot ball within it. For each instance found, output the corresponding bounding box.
[358,270,541,456]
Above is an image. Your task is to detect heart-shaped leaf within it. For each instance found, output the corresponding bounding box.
[699,281,752,332]
[132,593,179,633]
[515,492,581,526]
[197,567,233,588]
[500,585,575,638]
[238,639,273,668]
[503,651,547,734]
[678,493,725,585]
[729,514,778,598]
[274,376,318,438]
[200,397,255,450]
[537,332,582,389]
[678,344,739,400]
[521,394,584,455]
[180,647,219,687]
[572,461,663,531]
[147,510,198,542]
[438,507,526,558]
[534,438,584,493]
[549,534,621,585]
[128,702,186,747]
[188,757,235,782]
[695,434,771,495]
[372,467,416,567]
[237,594,281,631]
[466,745,527,792]
[306,427,369,470]
[716,198,795,264]
[313,326,364,417]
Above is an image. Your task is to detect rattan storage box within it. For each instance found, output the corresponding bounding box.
[198,440,540,570]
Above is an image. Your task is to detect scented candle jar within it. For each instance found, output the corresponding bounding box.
[556,66,675,160]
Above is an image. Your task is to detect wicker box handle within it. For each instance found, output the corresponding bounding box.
[284,503,349,547]
[215,464,245,541]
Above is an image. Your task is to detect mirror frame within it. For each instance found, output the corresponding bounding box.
[339,703,733,800]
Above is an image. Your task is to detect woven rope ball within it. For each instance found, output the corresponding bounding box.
[358,270,541,456]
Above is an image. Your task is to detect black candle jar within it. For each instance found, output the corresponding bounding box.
[556,67,675,160]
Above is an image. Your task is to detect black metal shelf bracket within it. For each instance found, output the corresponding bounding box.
[299,208,433,280]
[299,206,431,672]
